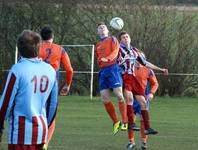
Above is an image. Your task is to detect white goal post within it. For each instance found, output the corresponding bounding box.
[15,44,95,100]
[61,45,95,100]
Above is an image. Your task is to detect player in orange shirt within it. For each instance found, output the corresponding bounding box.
[95,22,127,135]
[39,26,73,150]
[127,60,159,150]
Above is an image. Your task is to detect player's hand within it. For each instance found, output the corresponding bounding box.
[60,84,70,96]
[100,57,109,62]
[161,68,168,75]
[147,93,154,101]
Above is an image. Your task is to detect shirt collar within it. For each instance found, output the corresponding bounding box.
[19,57,42,63]
[101,36,108,41]
[120,42,133,50]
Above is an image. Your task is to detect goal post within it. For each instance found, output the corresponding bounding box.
[15,46,18,64]
[61,45,95,100]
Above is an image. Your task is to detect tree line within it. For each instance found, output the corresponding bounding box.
[0,0,197,96]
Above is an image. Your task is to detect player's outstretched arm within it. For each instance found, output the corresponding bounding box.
[146,61,168,75]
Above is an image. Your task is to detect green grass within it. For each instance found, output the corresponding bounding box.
[1,96,198,150]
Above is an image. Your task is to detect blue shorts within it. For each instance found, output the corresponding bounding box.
[99,64,122,91]
[133,99,150,115]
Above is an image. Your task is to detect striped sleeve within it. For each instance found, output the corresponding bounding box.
[0,71,18,132]
[46,79,58,127]
[117,48,125,65]
[135,49,147,66]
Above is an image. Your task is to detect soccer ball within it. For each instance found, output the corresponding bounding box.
[110,17,124,30]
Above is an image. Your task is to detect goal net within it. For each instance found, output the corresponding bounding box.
[60,45,95,100]
[15,45,96,100]
[11,45,198,98]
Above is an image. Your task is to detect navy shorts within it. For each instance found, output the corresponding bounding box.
[133,99,150,115]
[99,64,122,91]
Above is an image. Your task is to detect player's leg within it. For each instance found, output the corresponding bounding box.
[100,89,120,135]
[123,89,140,131]
[140,99,149,149]
[124,89,134,126]
[44,120,55,149]
[122,74,139,132]
[105,64,127,132]
[135,95,158,135]
[101,89,119,123]
[140,119,148,149]
[126,114,137,150]
[99,68,120,135]
[113,87,127,131]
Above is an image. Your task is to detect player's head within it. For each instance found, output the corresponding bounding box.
[40,26,54,41]
[17,30,41,58]
[119,31,131,47]
[97,22,109,38]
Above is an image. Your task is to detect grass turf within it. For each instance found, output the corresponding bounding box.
[0,96,197,150]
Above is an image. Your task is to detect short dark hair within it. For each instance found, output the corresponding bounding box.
[118,31,127,41]
[17,30,41,58]
[40,26,54,40]
[97,22,106,27]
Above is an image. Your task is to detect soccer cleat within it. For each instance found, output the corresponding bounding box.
[121,122,128,131]
[141,142,148,150]
[42,144,48,150]
[126,142,136,150]
[144,128,158,135]
[113,121,121,135]
[128,123,140,131]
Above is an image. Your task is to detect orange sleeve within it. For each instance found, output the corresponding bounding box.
[95,43,99,59]
[105,36,120,60]
[148,70,159,94]
[61,50,73,86]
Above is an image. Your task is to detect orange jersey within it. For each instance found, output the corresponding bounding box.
[134,66,159,94]
[95,36,120,68]
[39,42,73,85]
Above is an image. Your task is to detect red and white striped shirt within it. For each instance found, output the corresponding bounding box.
[118,43,147,75]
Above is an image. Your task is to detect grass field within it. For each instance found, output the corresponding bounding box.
[0,96,198,150]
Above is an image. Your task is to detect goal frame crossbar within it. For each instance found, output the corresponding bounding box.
[61,45,95,100]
